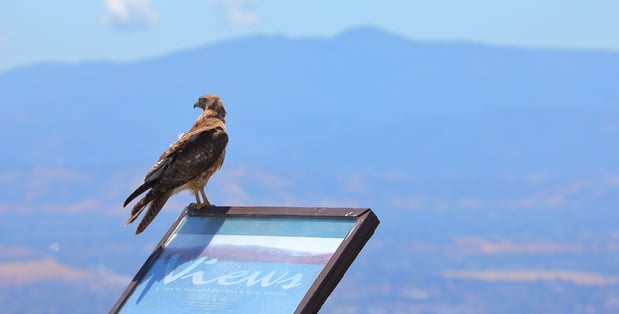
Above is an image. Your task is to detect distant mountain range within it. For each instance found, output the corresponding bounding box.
[2,26,619,314]
[1,26,618,178]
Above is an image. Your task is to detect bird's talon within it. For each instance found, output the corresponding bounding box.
[194,203,214,209]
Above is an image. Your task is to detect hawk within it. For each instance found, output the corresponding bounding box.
[123,94,228,234]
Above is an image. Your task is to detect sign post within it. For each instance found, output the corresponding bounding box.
[111,206,379,313]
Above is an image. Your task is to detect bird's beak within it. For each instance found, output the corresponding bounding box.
[194,101,204,110]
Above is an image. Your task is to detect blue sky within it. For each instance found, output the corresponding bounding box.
[1,0,618,72]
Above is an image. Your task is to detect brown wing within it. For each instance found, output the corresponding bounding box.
[152,126,227,190]
[123,126,228,207]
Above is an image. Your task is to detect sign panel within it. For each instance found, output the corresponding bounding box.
[112,206,378,314]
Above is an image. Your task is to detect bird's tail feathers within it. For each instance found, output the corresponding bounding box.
[135,190,173,235]
[123,183,151,207]
[125,190,157,225]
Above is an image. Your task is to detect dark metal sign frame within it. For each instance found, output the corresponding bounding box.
[110,206,379,314]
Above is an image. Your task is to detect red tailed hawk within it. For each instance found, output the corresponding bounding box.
[123,94,228,234]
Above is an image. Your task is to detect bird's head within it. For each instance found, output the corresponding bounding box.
[194,94,226,121]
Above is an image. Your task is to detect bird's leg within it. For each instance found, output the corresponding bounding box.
[193,191,202,206]
[199,187,212,207]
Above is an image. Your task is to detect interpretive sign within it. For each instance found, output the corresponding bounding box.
[111,206,379,314]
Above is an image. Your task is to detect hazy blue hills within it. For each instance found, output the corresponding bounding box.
[1,26,619,177]
[1,26,619,313]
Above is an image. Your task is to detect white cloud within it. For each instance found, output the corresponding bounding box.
[212,0,260,27]
[101,0,158,31]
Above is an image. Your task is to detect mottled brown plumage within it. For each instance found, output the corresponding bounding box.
[123,94,228,234]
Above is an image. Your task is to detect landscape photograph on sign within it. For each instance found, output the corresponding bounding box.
[117,213,359,313]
